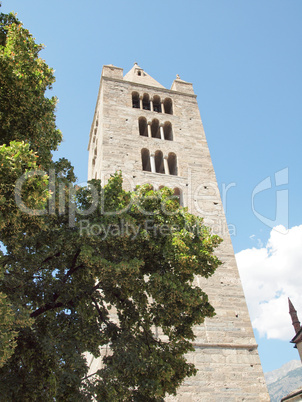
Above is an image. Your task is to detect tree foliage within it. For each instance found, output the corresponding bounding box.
[0,10,222,402]
[0,11,62,167]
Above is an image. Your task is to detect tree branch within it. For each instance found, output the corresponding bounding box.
[30,282,101,319]
[91,296,108,326]
[63,249,82,282]
[30,301,64,318]
[40,251,61,265]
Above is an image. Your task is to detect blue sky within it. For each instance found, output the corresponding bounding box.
[2,0,302,373]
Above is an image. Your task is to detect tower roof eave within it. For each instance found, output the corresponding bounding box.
[291,327,302,344]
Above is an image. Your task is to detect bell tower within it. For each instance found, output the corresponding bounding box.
[88,63,269,400]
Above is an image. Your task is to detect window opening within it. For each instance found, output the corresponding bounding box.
[153,96,161,113]
[151,119,160,139]
[168,152,177,175]
[139,117,148,137]
[141,149,151,172]
[132,92,140,109]
[142,94,151,111]
[155,150,164,174]
[164,98,173,115]
[163,122,173,141]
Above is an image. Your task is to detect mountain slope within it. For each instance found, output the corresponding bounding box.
[265,361,302,402]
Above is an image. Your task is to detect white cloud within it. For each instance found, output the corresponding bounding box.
[236,225,302,341]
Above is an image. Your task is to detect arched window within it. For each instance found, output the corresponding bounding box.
[163,98,173,115]
[155,150,164,174]
[168,152,177,175]
[141,149,151,172]
[132,92,140,109]
[151,119,160,139]
[163,122,173,141]
[139,117,148,137]
[153,95,161,113]
[142,94,150,111]
[173,188,183,206]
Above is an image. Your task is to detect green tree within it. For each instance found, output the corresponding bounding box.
[0,9,222,401]
[0,10,62,167]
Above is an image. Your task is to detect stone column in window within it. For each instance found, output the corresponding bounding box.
[161,102,165,114]
[150,153,156,173]
[163,156,170,175]
[160,124,165,140]
[147,122,152,138]
[150,98,154,112]
[139,96,143,110]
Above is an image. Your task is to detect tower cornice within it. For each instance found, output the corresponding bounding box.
[101,75,198,99]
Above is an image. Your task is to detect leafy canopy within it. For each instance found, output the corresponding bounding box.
[0,9,222,402]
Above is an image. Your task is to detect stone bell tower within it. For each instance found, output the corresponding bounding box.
[87,63,269,401]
